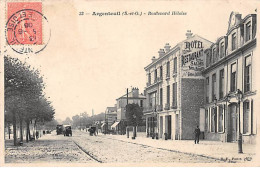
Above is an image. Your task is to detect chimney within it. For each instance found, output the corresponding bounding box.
[151,56,157,62]
[158,49,165,57]
[186,30,193,39]
[132,87,139,98]
[164,43,171,52]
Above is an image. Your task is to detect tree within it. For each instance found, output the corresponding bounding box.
[62,117,72,125]
[125,103,143,138]
[4,56,55,145]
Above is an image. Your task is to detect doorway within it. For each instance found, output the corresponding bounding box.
[165,115,172,139]
[227,104,237,142]
[160,116,163,138]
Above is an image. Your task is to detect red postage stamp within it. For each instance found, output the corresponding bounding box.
[6,2,43,45]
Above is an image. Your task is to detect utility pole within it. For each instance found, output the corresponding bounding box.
[127,88,129,105]
[126,88,129,137]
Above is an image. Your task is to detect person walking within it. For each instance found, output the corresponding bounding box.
[194,126,200,144]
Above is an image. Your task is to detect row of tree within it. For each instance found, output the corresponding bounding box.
[61,112,105,129]
[4,56,55,146]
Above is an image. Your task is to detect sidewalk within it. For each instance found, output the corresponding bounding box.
[101,133,257,163]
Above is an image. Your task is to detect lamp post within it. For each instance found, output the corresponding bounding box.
[236,89,243,154]
[224,90,243,153]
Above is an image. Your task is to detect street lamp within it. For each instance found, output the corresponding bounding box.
[224,90,243,153]
[236,89,243,154]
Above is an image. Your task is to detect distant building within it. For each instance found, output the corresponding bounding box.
[144,32,212,140]
[103,106,117,133]
[113,87,146,134]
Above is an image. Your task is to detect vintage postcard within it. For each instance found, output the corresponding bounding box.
[0,0,259,167]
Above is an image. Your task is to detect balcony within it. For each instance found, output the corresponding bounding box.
[166,73,170,80]
[157,105,163,111]
[172,72,177,78]
[154,77,163,84]
[171,102,177,109]
[164,103,170,110]
[143,105,156,113]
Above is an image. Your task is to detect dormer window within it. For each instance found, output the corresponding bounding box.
[148,73,151,85]
[212,48,216,63]
[220,42,225,58]
[245,21,251,42]
[206,51,211,67]
[154,69,157,83]
[232,33,236,51]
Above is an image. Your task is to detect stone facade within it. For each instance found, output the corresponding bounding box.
[144,33,213,140]
[202,12,257,144]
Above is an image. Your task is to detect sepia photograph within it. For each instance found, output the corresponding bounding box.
[0,0,259,167]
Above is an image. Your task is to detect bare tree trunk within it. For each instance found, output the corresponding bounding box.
[134,126,137,138]
[26,121,29,142]
[8,123,11,139]
[13,112,17,146]
[19,118,23,143]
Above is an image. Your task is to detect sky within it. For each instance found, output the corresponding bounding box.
[9,0,257,121]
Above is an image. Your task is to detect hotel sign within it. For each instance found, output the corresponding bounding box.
[181,40,205,77]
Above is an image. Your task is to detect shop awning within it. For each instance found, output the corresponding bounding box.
[111,121,120,128]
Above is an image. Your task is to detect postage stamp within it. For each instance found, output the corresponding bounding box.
[5,2,50,54]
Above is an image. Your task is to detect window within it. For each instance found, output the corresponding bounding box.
[205,109,208,132]
[154,69,157,83]
[206,77,209,103]
[245,21,251,42]
[244,55,251,92]
[140,100,143,108]
[218,105,224,132]
[219,69,224,99]
[230,63,237,92]
[166,61,170,77]
[212,48,216,63]
[160,66,163,79]
[173,57,177,73]
[206,52,211,67]
[211,107,217,133]
[243,101,250,134]
[148,73,151,85]
[212,74,216,101]
[172,83,177,108]
[220,42,225,58]
[167,85,170,104]
[232,33,236,51]
[160,88,163,106]
[149,92,156,109]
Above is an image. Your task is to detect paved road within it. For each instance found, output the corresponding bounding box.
[72,130,224,163]
[5,130,226,164]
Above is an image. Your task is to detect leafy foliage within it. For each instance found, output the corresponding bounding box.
[4,56,55,145]
[125,103,143,126]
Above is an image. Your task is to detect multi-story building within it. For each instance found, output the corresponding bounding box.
[144,32,213,140]
[114,87,146,134]
[103,106,117,132]
[201,12,257,144]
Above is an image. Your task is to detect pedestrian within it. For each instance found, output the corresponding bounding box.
[36,131,39,139]
[194,126,200,144]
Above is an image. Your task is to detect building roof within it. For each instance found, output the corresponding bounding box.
[144,34,213,71]
[106,106,117,112]
[116,91,146,100]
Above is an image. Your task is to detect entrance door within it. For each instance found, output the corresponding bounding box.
[167,115,172,139]
[228,104,237,142]
[160,116,163,138]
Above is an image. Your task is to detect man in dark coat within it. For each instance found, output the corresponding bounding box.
[194,126,200,144]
